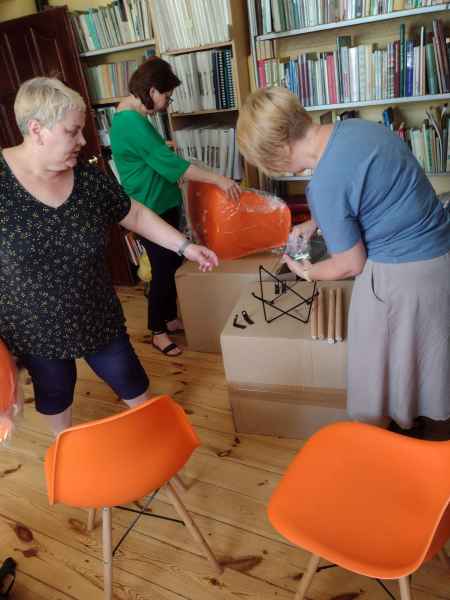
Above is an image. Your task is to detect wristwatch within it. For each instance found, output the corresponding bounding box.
[177,239,191,257]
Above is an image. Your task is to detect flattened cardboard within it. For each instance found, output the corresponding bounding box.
[175,252,280,353]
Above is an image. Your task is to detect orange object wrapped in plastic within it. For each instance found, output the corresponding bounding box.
[186,182,291,260]
[0,339,19,445]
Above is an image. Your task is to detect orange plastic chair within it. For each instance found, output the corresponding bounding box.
[44,395,221,600]
[0,339,15,413]
[186,181,291,260]
[268,422,450,600]
[0,339,17,444]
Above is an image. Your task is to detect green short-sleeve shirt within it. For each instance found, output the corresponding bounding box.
[110,110,190,215]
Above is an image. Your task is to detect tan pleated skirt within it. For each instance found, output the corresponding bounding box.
[347,252,450,429]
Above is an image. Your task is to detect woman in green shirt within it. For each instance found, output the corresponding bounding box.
[111,57,240,356]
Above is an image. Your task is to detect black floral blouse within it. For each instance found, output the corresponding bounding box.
[0,155,131,359]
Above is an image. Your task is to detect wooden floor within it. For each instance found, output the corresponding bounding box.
[1,285,449,600]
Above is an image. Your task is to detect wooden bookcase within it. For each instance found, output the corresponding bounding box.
[57,0,255,184]
[148,0,255,184]
[247,1,450,196]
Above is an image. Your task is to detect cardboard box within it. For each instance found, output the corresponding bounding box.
[175,253,280,353]
[228,384,347,439]
[221,280,354,438]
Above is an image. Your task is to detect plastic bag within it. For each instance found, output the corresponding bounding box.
[185,181,291,260]
[0,339,21,446]
[137,250,152,282]
[284,231,328,263]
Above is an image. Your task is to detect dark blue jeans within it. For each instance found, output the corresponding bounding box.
[21,334,149,415]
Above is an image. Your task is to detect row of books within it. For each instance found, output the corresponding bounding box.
[257,20,450,106]
[71,0,153,53]
[273,107,450,177]
[356,106,450,172]
[95,106,170,145]
[255,0,446,35]
[167,48,236,114]
[153,0,231,52]
[407,106,450,172]
[85,60,138,101]
[173,126,243,179]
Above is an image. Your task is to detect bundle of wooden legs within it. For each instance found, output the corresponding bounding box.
[310,287,345,343]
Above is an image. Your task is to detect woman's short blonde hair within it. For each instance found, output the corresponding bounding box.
[237,86,312,175]
[14,77,86,136]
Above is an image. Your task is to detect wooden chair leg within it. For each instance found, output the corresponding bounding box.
[165,480,223,575]
[295,554,320,600]
[399,576,412,600]
[172,474,187,494]
[87,508,96,532]
[102,508,113,600]
[438,549,450,570]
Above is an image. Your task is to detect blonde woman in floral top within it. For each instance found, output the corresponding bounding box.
[0,77,217,437]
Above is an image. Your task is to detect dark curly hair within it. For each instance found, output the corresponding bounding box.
[128,56,181,110]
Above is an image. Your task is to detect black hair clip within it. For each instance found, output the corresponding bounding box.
[241,310,254,325]
[233,314,246,329]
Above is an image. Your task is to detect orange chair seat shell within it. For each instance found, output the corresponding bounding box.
[268,422,450,580]
[0,338,16,413]
[45,395,200,508]
[187,182,291,260]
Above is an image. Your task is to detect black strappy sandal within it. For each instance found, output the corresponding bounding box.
[0,557,16,598]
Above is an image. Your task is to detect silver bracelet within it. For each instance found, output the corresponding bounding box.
[177,239,191,257]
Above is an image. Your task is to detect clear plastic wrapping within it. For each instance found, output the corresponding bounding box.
[284,231,328,263]
[185,181,291,260]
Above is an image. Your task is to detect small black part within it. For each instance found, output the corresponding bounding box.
[241,310,254,325]
[233,314,246,329]
[274,282,280,295]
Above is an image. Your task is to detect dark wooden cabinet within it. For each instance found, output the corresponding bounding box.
[0,7,136,286]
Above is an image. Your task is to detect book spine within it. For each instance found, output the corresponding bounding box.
[400,23,406,96]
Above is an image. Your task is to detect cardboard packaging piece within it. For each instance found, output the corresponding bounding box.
[228,384,348,439]
[175,252,280,353]
[221,280,354,439]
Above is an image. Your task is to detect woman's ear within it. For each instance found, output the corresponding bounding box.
[28,119,44,145]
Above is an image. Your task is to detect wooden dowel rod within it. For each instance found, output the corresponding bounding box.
[317,289,325,340]
[311,294,318,340]
[327,288,336,344]
[336,287,344,342]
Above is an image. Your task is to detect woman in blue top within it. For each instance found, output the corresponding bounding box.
[237,87,450,436]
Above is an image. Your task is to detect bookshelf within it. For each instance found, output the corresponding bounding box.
[80,39,155,57]
[147,0,254,184]
[64,0,254,183]
[247,1,450,195]
[256,3,450,41]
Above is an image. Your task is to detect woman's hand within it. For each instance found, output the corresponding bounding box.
[183,244,219,272]
[183,165,241,200]
[281,255,313,280]
[291,219,317,242]
[215,175,241,201]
